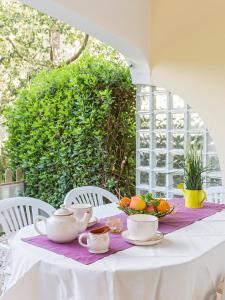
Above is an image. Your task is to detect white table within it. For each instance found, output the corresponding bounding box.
[2,203,225,300]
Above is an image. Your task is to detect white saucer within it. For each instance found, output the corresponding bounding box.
[87,216,98,227]
[121,231,164,246]
[88,248,109,254]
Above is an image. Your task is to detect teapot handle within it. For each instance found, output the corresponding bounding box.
[34,216,47,236]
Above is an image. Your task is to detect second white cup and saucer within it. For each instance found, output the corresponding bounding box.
[122,214,164,246]
[68,203,98,227]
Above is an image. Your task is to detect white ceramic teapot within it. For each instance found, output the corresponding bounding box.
[34,205,90,243]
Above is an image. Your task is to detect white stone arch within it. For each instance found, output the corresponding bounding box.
[17,0,225,184]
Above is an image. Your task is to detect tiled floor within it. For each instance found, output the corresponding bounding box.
[0,237,11,294]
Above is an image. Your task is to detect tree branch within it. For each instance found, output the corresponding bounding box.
[5,37,28,61]
[3,36,47,67]
[49,30,54,62]
[64,33,89,65]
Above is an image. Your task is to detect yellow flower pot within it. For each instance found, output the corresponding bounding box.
[177,184,206,208]
[183,189,206,208]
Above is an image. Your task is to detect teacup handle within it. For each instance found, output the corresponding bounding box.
[34,216,47,236]
[78,233,88,248]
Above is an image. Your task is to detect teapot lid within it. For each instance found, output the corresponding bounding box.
[54,204,73,216]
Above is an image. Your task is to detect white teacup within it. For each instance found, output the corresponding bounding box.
[78,226,110,253]
[69,203,93,223]
[127,214,158,241]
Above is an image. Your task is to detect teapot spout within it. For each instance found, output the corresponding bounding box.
[78,212,90,233]
[81,211,90,224]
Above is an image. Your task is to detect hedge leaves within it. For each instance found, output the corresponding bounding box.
[4,54,136,207]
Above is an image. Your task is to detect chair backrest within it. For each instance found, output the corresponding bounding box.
[0,197,55,237]
[205,186,225,204]
[64,186,118,207]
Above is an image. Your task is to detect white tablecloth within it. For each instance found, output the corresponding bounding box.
[2,203,225,300]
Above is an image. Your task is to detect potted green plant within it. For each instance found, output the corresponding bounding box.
[178,144,209,208]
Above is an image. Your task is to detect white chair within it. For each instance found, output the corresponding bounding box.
[206,187,225,299]
[205,187,225,204]
[0,197,55,293]
[0,197,55,239]
[64,186,118,207]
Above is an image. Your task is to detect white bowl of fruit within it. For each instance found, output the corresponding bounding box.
[118,193,175,218]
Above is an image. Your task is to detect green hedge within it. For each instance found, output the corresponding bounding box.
[4,54,136,207]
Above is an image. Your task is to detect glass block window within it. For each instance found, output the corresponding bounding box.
[136,85,222,197]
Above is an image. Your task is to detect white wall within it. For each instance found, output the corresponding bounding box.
[150,0,225,182]
[21,0,225,181]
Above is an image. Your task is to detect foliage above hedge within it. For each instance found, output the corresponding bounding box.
[4,54,136,207]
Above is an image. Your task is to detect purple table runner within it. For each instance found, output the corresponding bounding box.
[23,216,132,265]
[158,198,225,234]
[22,199,225,265]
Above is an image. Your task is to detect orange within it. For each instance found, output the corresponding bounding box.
[156,199,170,213]
[119,197,131,208]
